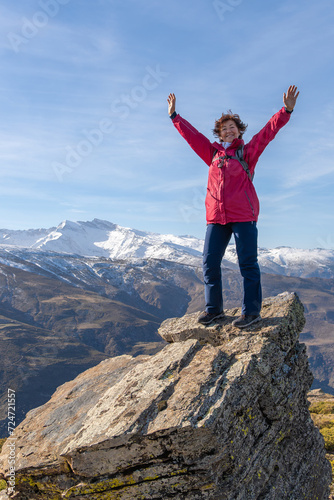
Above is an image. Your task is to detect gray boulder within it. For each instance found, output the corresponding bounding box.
[0,292,331,499]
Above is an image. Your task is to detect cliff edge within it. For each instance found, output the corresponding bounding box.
[0,292,331,499]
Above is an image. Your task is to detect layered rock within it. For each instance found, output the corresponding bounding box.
[0,292,331,499]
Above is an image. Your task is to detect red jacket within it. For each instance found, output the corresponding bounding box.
[172,107,291,224]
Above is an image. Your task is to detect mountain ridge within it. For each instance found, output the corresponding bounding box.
[1,218,334,278]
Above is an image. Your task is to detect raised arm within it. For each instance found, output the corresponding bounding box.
[167,93,216,166]
[244,85,300,172]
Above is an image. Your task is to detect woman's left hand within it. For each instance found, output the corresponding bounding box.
[283,85,299,111]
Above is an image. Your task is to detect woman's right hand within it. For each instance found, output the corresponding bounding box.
[167,93,176,116]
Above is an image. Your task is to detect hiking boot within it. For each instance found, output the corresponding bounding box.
[232,314,261,329]
[198,311,225,325]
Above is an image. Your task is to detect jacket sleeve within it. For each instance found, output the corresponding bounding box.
[171,114,216,167]
[244,107,291,174]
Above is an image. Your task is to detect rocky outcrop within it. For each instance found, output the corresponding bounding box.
[0,292,331,499]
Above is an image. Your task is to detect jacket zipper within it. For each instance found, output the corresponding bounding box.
[220,158,227,221]
[244,190,255,217]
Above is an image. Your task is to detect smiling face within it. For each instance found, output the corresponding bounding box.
[219,119,240,143]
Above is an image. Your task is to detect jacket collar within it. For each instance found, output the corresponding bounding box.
[213,138,244,151]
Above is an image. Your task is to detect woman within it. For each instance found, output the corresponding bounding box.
[167,86,299,327]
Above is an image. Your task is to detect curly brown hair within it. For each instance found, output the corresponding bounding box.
[213,110,248,141]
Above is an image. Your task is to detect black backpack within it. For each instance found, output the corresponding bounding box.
[212,145,253,181]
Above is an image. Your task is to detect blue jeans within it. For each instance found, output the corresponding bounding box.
[203,222,262,316]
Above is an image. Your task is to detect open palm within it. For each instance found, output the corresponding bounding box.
[283,85,299,111]
[167,93,176,116]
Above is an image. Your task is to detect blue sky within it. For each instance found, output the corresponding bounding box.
[0,0,333,249]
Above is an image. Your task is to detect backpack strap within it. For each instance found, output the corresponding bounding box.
[234,145,253,181]
[212,145,253,182]
[212,148,218,162]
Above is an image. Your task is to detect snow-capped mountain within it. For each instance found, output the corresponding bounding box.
[0,219,203,266]
[0,218,333,279]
